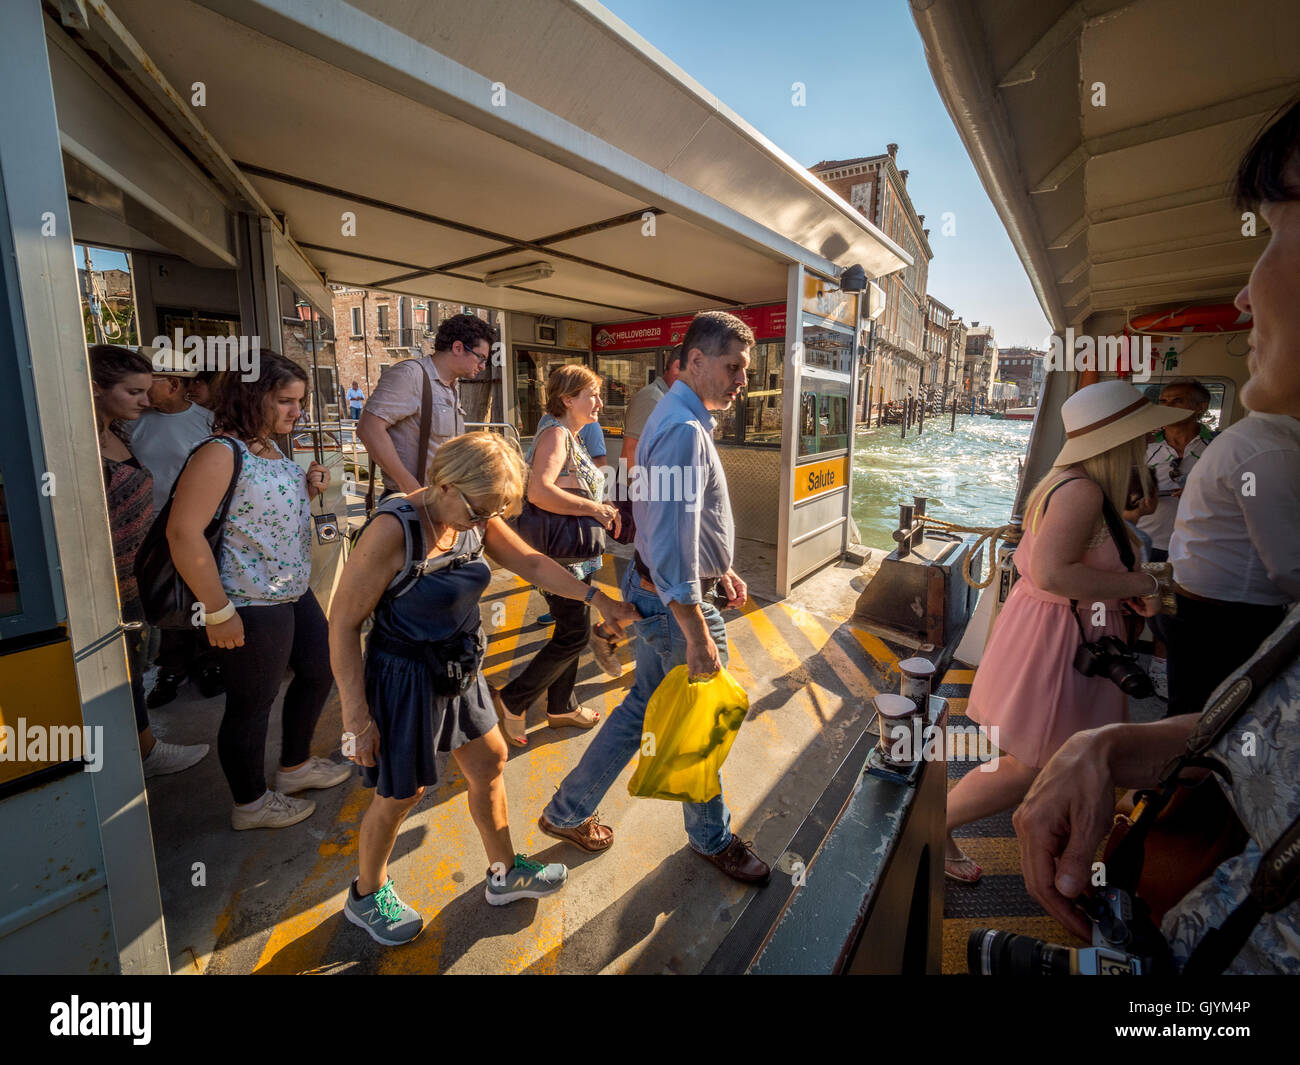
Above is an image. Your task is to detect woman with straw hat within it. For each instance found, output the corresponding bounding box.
[944,379,1185,883]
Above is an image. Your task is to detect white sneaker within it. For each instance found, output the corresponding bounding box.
[231,790,315,831]
[275,755,352,794]
[1149,656,1169,700]
[142,740,209,779]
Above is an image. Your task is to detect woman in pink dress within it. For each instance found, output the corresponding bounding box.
[946,381,1185,883]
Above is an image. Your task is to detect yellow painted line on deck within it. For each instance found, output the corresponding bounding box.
[723,638,785,751]
[740,607,825,732]
[253,785,373,973]
[943,668,976,685]
[482,576,533,688]
[844,625,900,678]
[777,603,879,704]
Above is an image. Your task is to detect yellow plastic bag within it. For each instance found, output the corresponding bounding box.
[628,665,750,803]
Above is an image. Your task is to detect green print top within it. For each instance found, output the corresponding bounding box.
[215,437,312,606]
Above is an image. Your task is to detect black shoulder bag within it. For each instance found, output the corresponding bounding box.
[134,437,242,629]
[515,426,605,564]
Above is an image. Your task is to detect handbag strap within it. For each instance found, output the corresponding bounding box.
[1037,475,1136,644]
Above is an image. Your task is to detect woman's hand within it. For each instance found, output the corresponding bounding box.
[307,461,330,500]
[1122,596,1161,618]
[592,501,618,528]
[595,591,640,635]
[206,613,245,649]
[342,711,380,768]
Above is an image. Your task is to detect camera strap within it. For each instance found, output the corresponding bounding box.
[1125,610,1300,974]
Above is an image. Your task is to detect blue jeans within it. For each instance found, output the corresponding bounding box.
[542,564,733,855]
[349,404,363,420]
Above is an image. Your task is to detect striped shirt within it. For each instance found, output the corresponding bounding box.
[102,450,154,622]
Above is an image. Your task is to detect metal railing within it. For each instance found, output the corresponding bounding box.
[465,421,522,448]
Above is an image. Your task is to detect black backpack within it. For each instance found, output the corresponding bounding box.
[365,497,485,600]
[134,437,242,629]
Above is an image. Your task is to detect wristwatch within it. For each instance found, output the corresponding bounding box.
[584,585,598,603]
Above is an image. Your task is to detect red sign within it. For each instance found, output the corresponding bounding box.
[593,303,786,352]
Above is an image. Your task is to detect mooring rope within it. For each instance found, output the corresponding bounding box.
[911,515,1022,589]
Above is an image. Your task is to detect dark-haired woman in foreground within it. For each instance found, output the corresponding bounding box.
[168,352,348,830]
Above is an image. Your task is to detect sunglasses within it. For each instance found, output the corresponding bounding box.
[1168,455,1183,485]
[455,486,506,524]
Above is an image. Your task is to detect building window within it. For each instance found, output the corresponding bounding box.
[376,304,390,336]
[350,306,363,337]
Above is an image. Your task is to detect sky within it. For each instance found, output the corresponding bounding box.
[603,0,1052,349]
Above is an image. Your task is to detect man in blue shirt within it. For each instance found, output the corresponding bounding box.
[346,379,366,420]
[538,312,769,884]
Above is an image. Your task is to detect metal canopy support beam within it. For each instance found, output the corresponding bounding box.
[240,163,742,305]
[194,0,853,281]
[996,0,1134,87]
[1030,85,1298,194]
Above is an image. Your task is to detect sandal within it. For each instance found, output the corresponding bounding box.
[944,851,983,884]
[546,705,601,730]
[491,687,528,747]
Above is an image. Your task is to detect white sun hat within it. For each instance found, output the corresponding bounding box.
[1053,380,1186,466]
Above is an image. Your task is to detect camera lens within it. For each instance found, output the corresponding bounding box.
[968,929,1074,975]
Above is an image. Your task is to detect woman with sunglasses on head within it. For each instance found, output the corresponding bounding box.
[167,351,346,831]
[491,365,624,748]
[329,431,638,945]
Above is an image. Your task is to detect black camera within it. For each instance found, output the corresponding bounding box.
[312,512,340,544]
[1074,634,1153,697]
[969,886,1173,975]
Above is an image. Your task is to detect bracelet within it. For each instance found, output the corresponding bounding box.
[205,600,238,625]
[343,719,374,741]
[585,585,598,603]
[1141,572,1161,598]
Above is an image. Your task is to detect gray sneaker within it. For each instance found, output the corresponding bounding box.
[485,854,568,906]
[344,878,424,946]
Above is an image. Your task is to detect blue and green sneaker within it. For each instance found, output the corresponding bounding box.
[484,854,568,906]
[344,878,423,945]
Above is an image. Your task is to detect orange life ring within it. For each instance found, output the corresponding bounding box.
[1127,303,1251,334]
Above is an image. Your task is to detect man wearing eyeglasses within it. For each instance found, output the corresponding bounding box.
[358,313,496,498]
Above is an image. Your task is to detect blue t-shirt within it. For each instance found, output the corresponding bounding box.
[578,421,606,460]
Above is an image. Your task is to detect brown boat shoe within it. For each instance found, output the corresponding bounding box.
[695,836,770,886]
[537,812,614,853]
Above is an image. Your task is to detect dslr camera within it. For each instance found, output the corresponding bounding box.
[1074,634,1153,697]
[969,885,1173,975]
[312,511,340,544]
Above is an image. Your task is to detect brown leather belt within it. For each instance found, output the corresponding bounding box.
[637,574,718,599]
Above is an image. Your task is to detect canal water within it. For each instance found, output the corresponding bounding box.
[851,414,1034,552]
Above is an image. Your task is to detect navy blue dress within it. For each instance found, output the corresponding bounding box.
[361,514,497,799]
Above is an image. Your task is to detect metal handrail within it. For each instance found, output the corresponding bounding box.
[465,421,522,448]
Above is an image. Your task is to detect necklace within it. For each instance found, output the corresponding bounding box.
[420,494,457,553]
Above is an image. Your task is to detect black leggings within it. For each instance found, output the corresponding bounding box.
[214,592,334,804]
[500,578,590,717]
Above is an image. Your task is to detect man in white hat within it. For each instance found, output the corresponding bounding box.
[126,345,222,706]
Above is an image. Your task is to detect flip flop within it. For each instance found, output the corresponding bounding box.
[944,853,983,884]
[490,688,528,747]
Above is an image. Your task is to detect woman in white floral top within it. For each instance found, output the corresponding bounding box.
[168,351,351,831]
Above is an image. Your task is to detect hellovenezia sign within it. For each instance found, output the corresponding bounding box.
[593,304,786,352]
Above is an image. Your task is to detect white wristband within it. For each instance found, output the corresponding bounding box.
[205,600,238,625]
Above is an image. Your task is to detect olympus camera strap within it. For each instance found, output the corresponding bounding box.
[1119,610,1300,975]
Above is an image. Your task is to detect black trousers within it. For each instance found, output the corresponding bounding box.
[500,578,590,717]
[1165,594,1287,717]
[155,627,219,678]
[214,591,334,804]
[126,629,149,734]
